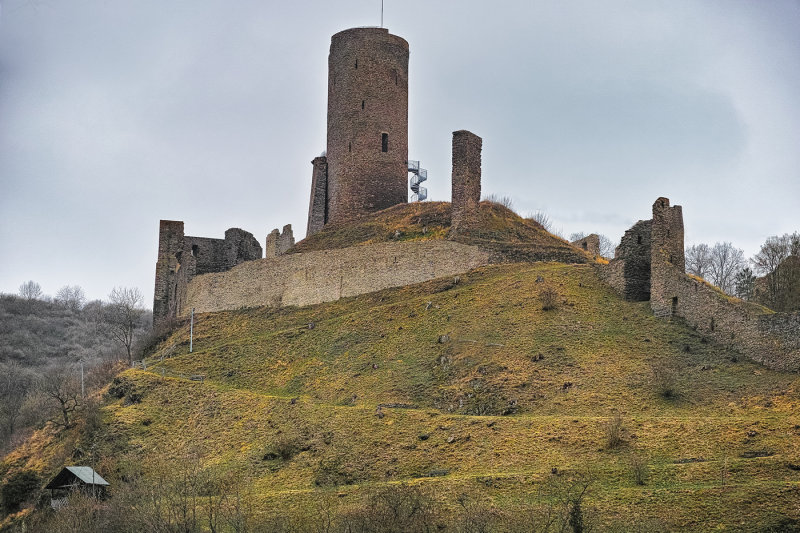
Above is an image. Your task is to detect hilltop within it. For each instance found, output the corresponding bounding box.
[294,200,593,263]
[3,258,799,531]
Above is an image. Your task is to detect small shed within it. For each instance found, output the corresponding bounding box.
[45,466,109,501]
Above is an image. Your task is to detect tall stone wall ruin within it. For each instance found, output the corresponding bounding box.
[152,221,262,326]
[451,130,482,231]
[266,224,295,258]
[307,156,328,237]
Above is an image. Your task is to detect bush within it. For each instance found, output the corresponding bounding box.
[343,483,438,533]
[651,361,679,400]
[1,469,40,512]
[630,453,649,486]
[604,413,624,450]
[539,286,560,311]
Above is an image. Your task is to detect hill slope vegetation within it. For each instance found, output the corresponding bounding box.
[3,259,800,531]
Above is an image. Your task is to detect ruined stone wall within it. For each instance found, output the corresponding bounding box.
[599,197,799,371]
[651,197,685,271]
[571,234,600,256]
[599,220,652,300]
[153,220,186,325]
[152,222,262,326]
[650,197,686,318]
[307,156,328,237]
[451,130,482,231]
[326,28,409,224]
[652,264,800,371]
[266,225,295,257]
[184,241,490,314]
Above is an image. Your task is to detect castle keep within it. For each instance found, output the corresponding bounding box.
[306,27,410,235]
[152,26,799,372]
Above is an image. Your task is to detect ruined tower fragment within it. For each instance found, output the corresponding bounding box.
[323,27,409,225]
[451,130,483,230]
[266,224,295,257]
[306,156,328,237]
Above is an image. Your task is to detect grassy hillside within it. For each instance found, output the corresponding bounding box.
[4,261,799,531]
[291,201,588,262]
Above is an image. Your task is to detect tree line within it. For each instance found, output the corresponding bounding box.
[0,282,151,450]
[685,232,799,312]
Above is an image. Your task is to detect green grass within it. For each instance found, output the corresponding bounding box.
[5,262,800,530]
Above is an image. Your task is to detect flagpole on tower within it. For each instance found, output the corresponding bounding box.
[381,0,384,28]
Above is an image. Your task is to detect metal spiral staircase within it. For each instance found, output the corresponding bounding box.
[407,160,428,202]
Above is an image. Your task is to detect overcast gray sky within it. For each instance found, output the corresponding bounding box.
[1,0,798,306]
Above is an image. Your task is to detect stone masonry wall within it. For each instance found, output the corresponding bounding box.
[652,264,800,371]
[266,225,295,258]
[598,220,652,300]
[153,222,262,326]
[599,197,799,371]
[570,234,600,256]
[307,156,328,237]
[650,197,686,318]
[184,241,490,314]
[451,130,482,231]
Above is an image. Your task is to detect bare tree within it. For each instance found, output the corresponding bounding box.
[55,285,86,311]
[598,234,615,258]
[106,287,145,363]
[0,362,32,441]
[38,366,80,429]
[734,267,756,301]
[685,244,712,279]
[528,211,553,233]
[18,280,43,301]
[708,242,745,294]
[752,232,800,311]
[752,234,792,276]
[569,232,587,242]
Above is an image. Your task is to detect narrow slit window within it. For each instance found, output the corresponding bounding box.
[191,245,198,257]
[637,235,642,244]
[362,100,365,110]
[348,142,352,152]
[355,58,358,69]
[671,296,678,315]
[381,133,388,152]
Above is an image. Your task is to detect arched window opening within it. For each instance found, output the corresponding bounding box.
[381,133,388,152]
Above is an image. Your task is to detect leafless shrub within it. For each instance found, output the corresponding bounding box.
[651,360,679,400]
[482,193,514,210]
[539,286,560,311]
[342,483,439,533]
[604,412,624,450]
[629,453,649,486]
[527,210,552,232]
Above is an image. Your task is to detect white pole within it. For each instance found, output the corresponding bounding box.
[80,359,85,399]
[189,308,195,353]
[381,0,384,27]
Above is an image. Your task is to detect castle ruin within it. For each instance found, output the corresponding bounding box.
[600,198,799,371]
[151,26,799,371]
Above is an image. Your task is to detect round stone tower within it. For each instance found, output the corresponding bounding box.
[326,27,409,224]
